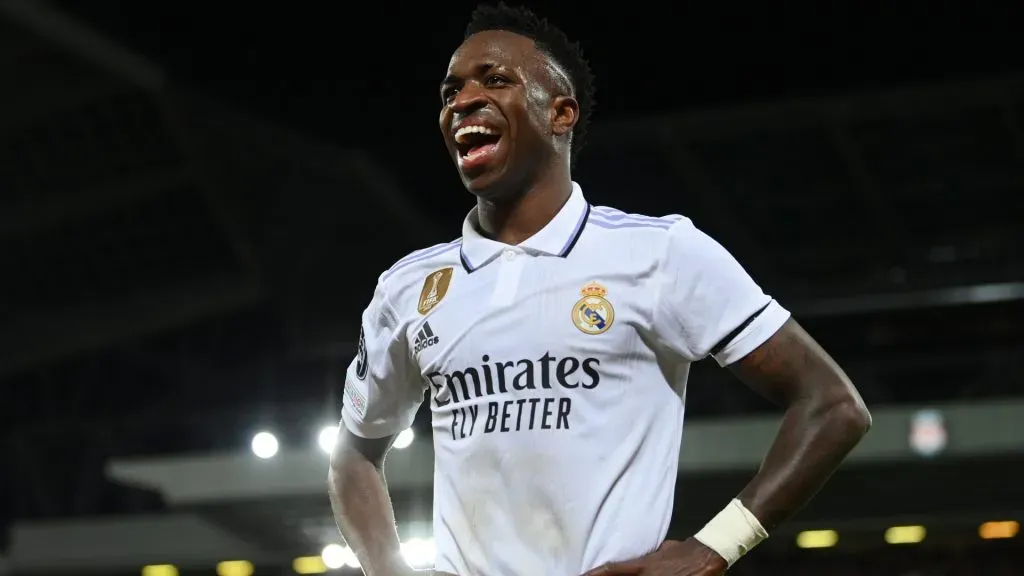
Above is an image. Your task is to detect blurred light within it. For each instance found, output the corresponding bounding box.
[393,428,415,450]
[343,547,361,568]
[885,525,926,544]
[216,560,253,576]
[251,431,279,459]
[980,520,1019,540]
[321,544,360,569]
[909,409,947,457]
[796,530,838,549]
[401,538,436,568]
[321,544,345,569]
[142,565,178,576]
[319,426,338,453]
[292,556,327,575]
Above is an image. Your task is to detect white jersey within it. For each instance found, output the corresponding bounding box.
[342,182,790,576]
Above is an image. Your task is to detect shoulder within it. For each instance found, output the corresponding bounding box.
[588,204,688,234]
[587,204,698,252]
[586,205,727,269]
[376,238,463,304]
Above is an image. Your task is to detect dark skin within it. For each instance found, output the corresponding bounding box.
[438,29,579,244]
[583,318,872,575]
[331,29,871,576]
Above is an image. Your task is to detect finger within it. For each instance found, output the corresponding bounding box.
[581,561,644,576]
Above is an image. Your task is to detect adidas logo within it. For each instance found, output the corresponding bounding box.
[414,322,439,353]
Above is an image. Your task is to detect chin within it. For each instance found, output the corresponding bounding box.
[463,175,524,202]
[461,174,499,198]
[458,163,515,200]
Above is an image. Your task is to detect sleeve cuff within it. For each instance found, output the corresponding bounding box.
[712,300,791,367]
[341,405,408,440]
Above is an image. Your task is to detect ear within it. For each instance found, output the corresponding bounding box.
[550,95,579,137]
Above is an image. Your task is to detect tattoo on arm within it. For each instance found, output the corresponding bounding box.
[730,318,828,406]
[726,318,870,531]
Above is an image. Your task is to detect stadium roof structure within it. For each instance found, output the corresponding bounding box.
[5,399,1023,572]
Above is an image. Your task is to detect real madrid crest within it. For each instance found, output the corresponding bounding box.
[572,281,615,335]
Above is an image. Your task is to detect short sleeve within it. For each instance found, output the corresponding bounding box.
[652,218,791,367]
[341,280,424,439]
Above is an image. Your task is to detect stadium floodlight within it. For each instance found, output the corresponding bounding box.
[393,428,415,450]
[321,544,359,569]
[250,431,279,459]
[318,426,338,454]
[321,545,345,570]
[401,538,436,568]
[342,548,360,568]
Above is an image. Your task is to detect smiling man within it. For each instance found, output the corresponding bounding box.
[328,4,871,576]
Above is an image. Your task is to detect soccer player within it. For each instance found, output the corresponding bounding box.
[329,4,871,575]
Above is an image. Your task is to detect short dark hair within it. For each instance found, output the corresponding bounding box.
[465,3,596,163]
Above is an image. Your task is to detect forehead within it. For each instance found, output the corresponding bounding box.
[447,30,544,74]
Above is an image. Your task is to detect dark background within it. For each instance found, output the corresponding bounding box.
[2,0,1023,573]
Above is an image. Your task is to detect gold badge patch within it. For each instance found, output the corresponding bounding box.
[572,281,615,335]
[418,267,453,315]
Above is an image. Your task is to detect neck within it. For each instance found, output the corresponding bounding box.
[476,164,573,245]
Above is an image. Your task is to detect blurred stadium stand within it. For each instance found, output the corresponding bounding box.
[1,1,1022,575]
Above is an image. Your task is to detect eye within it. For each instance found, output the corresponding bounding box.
[441,87,458,104]
[484,74,509,87]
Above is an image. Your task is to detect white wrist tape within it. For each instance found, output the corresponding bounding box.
[693,499,769,568]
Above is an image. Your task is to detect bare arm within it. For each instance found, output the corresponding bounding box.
[729,318,871,531]
[328,426,408,576]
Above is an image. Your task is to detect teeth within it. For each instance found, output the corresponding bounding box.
[454,125,498,144]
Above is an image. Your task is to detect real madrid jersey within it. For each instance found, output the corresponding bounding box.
[341,182,791,576]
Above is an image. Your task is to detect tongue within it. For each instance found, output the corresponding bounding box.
[462,142,500,166]
[467,143,498,157]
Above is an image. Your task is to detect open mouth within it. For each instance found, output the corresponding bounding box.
[454,125,503,165]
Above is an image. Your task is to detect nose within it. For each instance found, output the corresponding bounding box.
[451,82,488,116]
